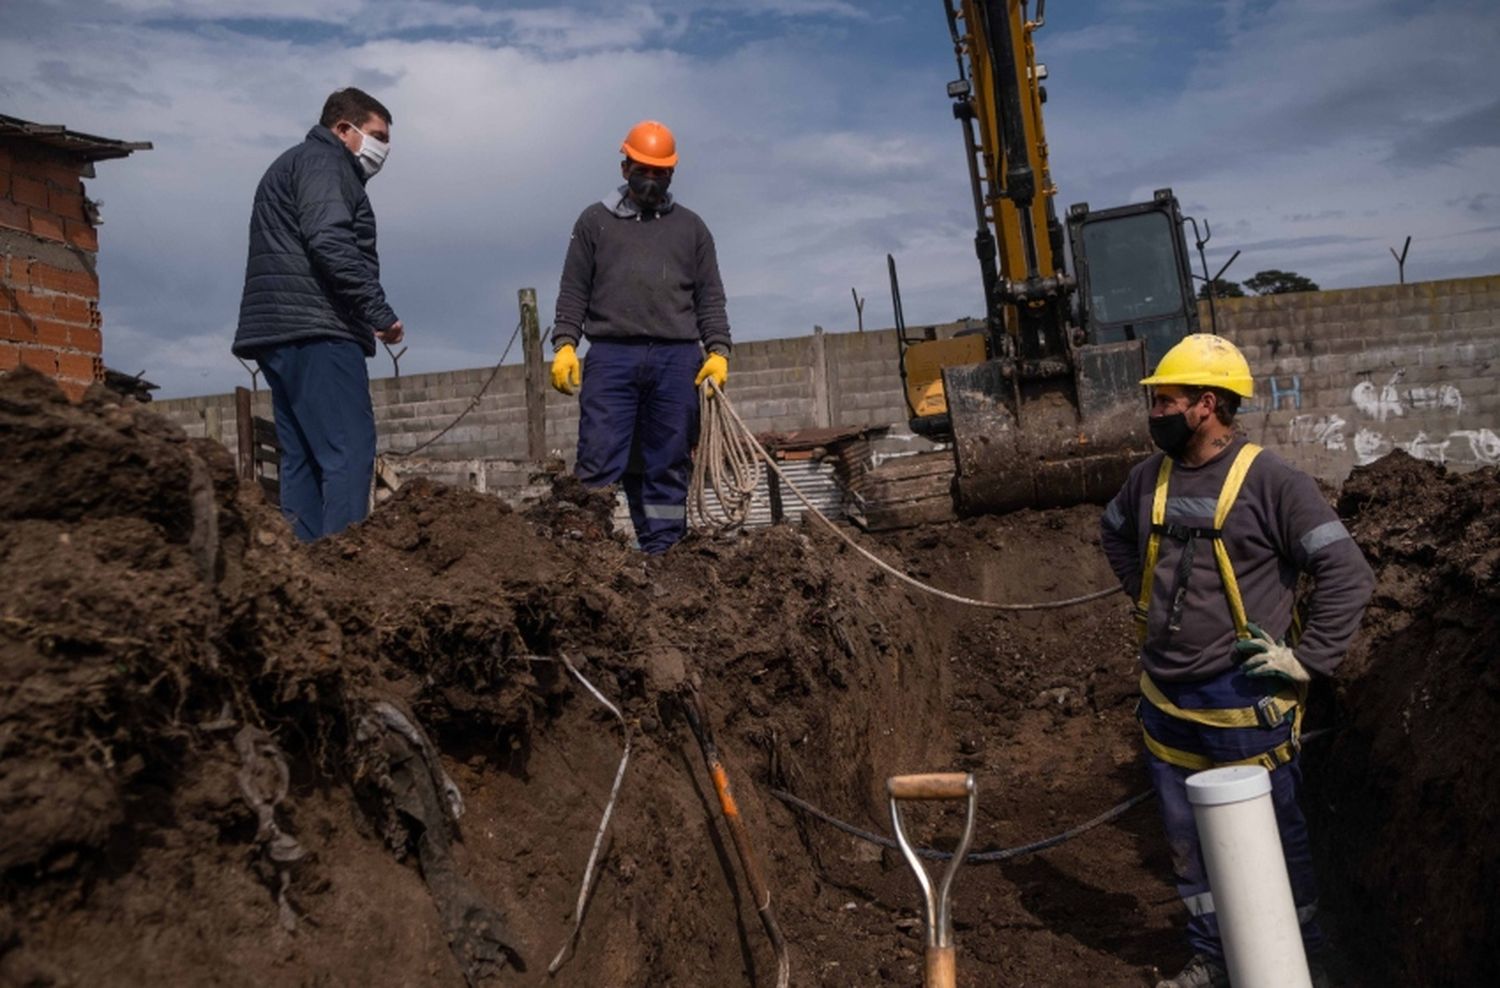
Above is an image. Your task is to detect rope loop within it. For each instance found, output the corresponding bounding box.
[689,381,1121,612]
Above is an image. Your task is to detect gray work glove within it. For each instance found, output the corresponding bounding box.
[1234,622,1312,685]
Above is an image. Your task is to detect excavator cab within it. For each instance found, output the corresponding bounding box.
[1069,191,1200,371]
[937,188,1199,515]
[898,0,1199,516]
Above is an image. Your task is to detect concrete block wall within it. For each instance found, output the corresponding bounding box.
[725,335,820,433]
[0,142,105,400]
[1214,275,1500,483]
[826,329,909,428]
[370,365,532,459]
[154,275,1500,491]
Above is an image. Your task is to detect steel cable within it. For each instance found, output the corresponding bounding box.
[690,380,1122,611]
[385,318,526,459]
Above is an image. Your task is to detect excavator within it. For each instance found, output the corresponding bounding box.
[896,0,1200,515]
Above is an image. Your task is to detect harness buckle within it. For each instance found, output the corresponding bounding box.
[1254,695,1287,731]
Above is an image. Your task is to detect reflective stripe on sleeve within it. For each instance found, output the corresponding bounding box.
[1300,519,1352,557]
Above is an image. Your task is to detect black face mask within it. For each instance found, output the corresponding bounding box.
[1149,411,1195,460]
[627,171,670,209]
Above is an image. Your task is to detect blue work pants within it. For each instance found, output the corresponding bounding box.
[1140,667,1324,960]
[255,338,376,542]
[574,338,700,554]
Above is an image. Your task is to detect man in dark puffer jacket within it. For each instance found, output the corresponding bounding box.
[232,87,402,542]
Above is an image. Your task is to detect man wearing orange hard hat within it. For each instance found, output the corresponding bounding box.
[549,120,733,554]
[1100,334,1372,988]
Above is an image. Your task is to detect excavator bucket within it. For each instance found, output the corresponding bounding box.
[942,340,1150,515]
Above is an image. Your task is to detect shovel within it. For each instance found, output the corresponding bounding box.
[888,772,978,988]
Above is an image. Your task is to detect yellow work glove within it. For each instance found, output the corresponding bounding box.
[1234,622,1311,685]
[550,344,581,395]
[695,352,728,390]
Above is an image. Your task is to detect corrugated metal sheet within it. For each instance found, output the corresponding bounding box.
[0,113,152,161]
[612,456,846,534]
[749,458,843,527]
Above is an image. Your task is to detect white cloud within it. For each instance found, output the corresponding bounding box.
[1043,23,1148,55]
[1,4,969,397]
[2,0,1495,399]
[95,0,365,20]
[1040,0,1500,289]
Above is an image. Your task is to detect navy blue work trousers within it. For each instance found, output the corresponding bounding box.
[1140,666,1323,960]
[254,338,376,542]
[575,338,700,554]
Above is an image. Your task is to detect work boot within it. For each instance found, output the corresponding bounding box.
[1154,953,1229,988]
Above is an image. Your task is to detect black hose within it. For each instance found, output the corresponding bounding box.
[770,786,1151,864]
[770,727,1336,864]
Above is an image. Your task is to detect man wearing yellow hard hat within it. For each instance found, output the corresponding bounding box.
[1100,334,1374,988]
[549,120,732,554]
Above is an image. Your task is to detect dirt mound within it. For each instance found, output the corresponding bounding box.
[1311,452,1500,986]
[2,365,1495,987]
[0,367,958,987]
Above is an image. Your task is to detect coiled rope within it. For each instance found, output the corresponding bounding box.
[688,376,763,530]
[689,381,1121,612]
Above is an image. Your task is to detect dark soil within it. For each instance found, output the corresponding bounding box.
[1,366,1495,987]
[1312,452,1500,987]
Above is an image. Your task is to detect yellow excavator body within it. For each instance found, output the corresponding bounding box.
[899,0,1201,515]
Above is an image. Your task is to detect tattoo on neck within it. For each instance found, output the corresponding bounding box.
[1211,436,1231,448]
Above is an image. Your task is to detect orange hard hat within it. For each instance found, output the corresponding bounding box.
[621,120,678,167]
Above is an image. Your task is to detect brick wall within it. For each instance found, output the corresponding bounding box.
[0,142,104,401]
[154,275,1500,489]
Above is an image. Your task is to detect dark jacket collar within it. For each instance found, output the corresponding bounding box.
[306,125,368,186]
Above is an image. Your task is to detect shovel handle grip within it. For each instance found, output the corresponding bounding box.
[924,945,956,988]
[887,772,972,801]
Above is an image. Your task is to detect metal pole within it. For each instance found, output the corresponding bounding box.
[382,341,407,378]
[1389,236,1412,285]
[235,357,261,393]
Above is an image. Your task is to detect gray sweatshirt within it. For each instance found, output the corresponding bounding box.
[1100,436,1374,682]
[552,188,731,353]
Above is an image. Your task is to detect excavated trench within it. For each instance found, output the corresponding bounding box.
[0,366,1495,987]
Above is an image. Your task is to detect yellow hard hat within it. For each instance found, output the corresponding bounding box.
[1140,333,1254,398]
[620,120,678,167]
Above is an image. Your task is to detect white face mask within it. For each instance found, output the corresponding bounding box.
[355,128,389,178]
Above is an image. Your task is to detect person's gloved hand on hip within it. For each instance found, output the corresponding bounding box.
[1235,622,1311,685]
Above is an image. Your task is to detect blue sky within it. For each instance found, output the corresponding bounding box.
[2,0,1497,398]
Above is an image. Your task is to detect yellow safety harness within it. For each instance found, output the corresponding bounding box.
[1133,443,1306,772]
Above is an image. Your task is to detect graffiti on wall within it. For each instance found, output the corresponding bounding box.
[1242,376,1302,413]
[1286,369,1496,468]
[1288,413,1348,451]
[1346,426,1500,466]
[1350,371,1464,423]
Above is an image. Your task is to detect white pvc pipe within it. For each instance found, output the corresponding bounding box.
[1186,765,1312,988]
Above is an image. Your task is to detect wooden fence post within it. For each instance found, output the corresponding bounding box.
[234,386,254,482]
[811,325,834,428]
[519,287,546,462]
